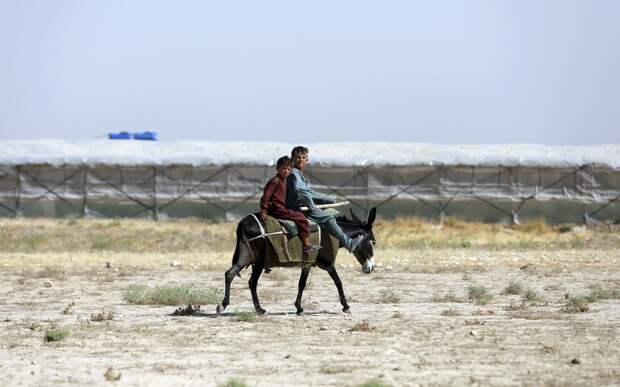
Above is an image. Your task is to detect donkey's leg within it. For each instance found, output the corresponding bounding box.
[217,264,240,315]
[217,240,254,316]
[326,266,351,313]
[294,267,311,315]
[249,259,266,315]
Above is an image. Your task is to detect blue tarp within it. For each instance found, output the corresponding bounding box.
[108,132,131,140]
[107,131,158,141]
[133,131,158,141]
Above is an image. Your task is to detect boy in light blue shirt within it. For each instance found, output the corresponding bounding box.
[286,146,363,253]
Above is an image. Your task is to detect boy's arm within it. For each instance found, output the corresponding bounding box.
[290,172,319,211]
[309,188,334,205]
[259,179,276,219]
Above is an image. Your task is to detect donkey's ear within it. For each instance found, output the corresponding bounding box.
[367,207,377,225]
[350,208,362,223]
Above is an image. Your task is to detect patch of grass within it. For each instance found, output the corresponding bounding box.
[90,236,113,251]
[27,267,66,280]
[430,292,463,303]
[234,311,257,322]
[561,296,591,313]
[23,234,49,251]
[510,310,564,320]
[218,378,248,387]
[523,288,540,302]
[468,285,493,305]
[122,284,222,306]
[440,308,460,316]
[586,286,620,302]
[504,301,528,311]
[319,364,352,374]
[1,217,618,253]
[513,218,551,234]
[349,320,375,332]
[90,308,115,322]
[373,291,400,304]
[44,328,69,342]
[391,311,403,318]
[103,367,121,381]
[62,301,75,315]
[464,319,485,326]
[356,379,392,387]
[503,280,524,295]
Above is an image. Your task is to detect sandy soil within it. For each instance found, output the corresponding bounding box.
[0,249,619,386]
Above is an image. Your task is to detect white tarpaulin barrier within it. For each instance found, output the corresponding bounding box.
[0,140,618,223]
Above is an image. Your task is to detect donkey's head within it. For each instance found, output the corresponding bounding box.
[349,207,377,274]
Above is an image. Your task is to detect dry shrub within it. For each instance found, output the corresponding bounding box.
[349,320,375,332]
[319,364,353,374]
[472,309,495,316]
[440,308,460,316]
[431,292,463,303]
[90,308,115,322]
[513,218,551,234]
[468,285,493,305]
[441,217,470,230]
[510,310,563,320]
[62,301,76,315]
[373,291,400,304]
[561,296,591,313]
[464,319,486,326]
[504,301,528,311]
[503,280,524,295]
[523,288,540,301]
[391,311,403,318]
[104,367,121,382]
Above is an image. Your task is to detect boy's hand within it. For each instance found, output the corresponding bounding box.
[259,211,267,221]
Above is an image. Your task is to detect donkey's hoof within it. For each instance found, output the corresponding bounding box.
[296,310,305,316]
[216,304,225,316]
[343,307,351,314]
[255,308,267,315]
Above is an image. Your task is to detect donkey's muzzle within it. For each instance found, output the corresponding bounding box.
[362,258,375,274]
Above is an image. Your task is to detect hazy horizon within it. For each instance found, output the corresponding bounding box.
[1,1,618,145]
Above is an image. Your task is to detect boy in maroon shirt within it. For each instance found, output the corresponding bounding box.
[259,156,316,253]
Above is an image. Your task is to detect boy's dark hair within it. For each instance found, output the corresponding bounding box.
[276,156,292,168]
[291,146,309,158]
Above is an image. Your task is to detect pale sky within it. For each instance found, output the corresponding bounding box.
[0,1,618,144]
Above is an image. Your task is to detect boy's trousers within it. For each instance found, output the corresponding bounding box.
[306,208,353,250]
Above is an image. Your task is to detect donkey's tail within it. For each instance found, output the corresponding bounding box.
[231,221,244,267]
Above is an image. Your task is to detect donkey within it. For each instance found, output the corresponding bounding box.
[217,207,377,316]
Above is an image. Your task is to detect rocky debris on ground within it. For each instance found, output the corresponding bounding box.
[172,304,201,316]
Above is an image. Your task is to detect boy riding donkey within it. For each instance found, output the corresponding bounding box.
[286,146,364,254]
[259,156,320,260]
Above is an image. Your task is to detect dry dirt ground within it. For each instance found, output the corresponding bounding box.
[0,247,619,386]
